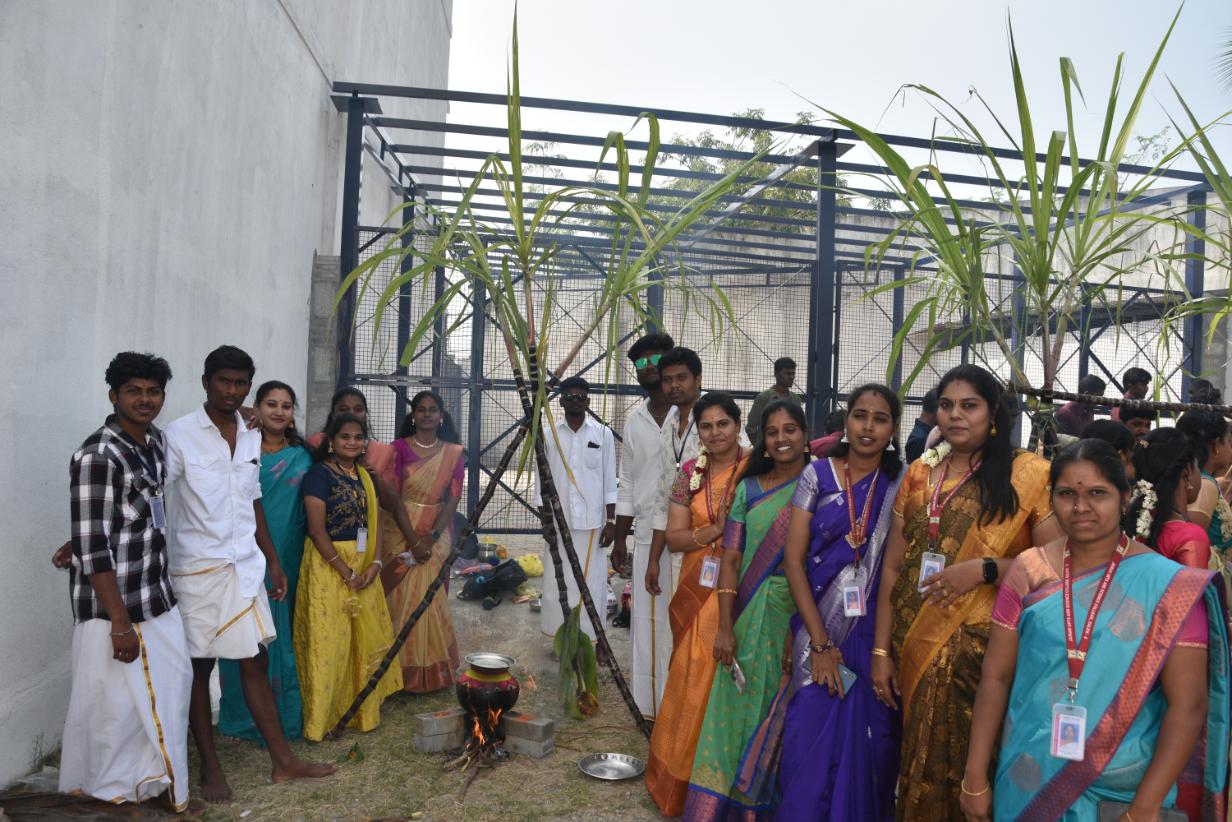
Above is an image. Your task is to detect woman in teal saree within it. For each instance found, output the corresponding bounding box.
[218,382,309,741]
[682,401,808,821]
[961,440,1230,822]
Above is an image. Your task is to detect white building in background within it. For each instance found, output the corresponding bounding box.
[0,0,452,786]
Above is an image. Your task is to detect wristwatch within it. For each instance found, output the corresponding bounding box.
[982,557,999,584]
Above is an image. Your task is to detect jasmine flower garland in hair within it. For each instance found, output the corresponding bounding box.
[1218,495,1232,542]
[920,441,952,468]
[1133,479,1157,539]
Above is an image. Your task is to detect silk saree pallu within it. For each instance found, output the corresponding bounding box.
[994,551,1230,822]
[890,451,1052,819]
[646,457,746,817]
[380,440,463,692]
[683,476,797,821]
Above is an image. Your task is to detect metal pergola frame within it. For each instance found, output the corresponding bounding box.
[329,83,1210,528]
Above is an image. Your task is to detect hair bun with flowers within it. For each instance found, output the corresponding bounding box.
[1131,479,1158,538]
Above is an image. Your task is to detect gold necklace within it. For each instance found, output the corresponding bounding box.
[261,436,287,454]
[332,458,359,480]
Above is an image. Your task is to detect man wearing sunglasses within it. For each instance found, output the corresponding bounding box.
[614,333,675,718]
[746,356,804,445]
[535,376,617,644]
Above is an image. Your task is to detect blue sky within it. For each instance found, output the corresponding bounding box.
[446,0,1231,172]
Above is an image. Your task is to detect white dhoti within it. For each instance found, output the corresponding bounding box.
[59,607,192,810]
[171,563,275,659]
[540,528,609,640]
[630,540,673,718]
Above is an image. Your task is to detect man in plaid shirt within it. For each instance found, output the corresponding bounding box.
[59,352,193,812]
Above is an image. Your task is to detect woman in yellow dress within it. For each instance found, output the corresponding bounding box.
[379,390,464,692]
[295,414,414,740]
[869,365,1060,819]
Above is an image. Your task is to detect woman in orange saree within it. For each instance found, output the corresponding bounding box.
[378,390,464,692]
[306,387,395,482]
[870,365,1060,820]
[646,392,750,816]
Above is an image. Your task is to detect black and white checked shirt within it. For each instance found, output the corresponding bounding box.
[69,416,176,623]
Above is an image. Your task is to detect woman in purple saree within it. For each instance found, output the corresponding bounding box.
[774,384,904,820]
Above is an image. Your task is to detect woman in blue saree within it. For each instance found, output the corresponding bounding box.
[961,439,1230,822]
[682,400,808,820]
[219,381,310,741]
[772,383,905,820]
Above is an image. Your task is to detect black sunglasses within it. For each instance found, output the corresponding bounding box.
[561,393,588,402]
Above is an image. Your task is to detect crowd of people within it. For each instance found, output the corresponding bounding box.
[55,346,466,807]
[52,338,1232,821]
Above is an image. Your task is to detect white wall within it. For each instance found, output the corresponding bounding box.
[0,0,451,785]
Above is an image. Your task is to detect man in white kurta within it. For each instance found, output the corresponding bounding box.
[536,377,618,640]
[613,334,675,718]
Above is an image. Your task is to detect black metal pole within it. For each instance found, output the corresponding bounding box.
[467,281,487,516]
[337,94,366,389]
[394,184,416,428]
[1182,189,1207,398]
[807,140,838,434]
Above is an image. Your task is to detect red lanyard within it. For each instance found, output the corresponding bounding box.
[927,457,980,551]
[843,459,879,554]
[1062,533,1130,701]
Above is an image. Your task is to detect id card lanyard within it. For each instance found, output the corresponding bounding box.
[699,462,737,588]
[841,460,878,616]
[1062,533,1130,703]
[927,457,980,553]
[136,444,166,531]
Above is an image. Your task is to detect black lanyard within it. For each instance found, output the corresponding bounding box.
[135,444,162,491]
[673,417,695,468]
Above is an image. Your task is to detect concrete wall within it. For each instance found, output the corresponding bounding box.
[0,0,451,786]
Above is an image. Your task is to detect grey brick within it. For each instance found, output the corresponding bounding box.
[504,710,555,743]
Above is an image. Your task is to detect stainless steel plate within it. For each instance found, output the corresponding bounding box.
[577,752,646,781]
[465,652,514,673]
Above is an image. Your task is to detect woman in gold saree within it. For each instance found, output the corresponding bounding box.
[870,364,1060,819]
[379,390,463,692]
[646,392,750,816]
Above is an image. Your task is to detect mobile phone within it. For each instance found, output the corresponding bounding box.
[837,663,857,697]
[730,660,746,694]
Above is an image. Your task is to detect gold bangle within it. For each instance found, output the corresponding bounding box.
[960,778,989,797]
[692,527,710,547]
[716,588,738,596]
[871,647,890,658]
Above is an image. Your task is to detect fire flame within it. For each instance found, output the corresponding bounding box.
[468,706,504,749]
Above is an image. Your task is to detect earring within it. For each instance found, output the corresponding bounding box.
[887,441,897,452]
[840,433,849,444]
[763,450,770,458]
[803,445,811,455]
[991,424,998,437]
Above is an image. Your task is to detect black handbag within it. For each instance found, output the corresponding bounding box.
[457,558,528,601]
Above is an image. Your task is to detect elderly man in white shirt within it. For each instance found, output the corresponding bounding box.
[536,376,618,641]
[164,346,332,803]
[613,334,676,718]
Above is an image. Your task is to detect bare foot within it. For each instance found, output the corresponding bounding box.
[199,764,233,803]
[271,758,337,783]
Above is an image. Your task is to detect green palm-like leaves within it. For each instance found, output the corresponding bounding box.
[827,9,1201,400]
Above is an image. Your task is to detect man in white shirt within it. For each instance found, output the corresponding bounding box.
[613,333,676,719]
[536,376,618,641]
[646,347,705,603]
[164,346,332,802]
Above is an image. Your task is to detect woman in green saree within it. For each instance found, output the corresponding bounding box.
[682,400,808,820]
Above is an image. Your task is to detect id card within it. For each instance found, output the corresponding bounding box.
[150,495,166,531]
[699,555,720,588]
[842,584,865,617]
[356,527,368,555]
[1050,703,1087,761]
[918,551,946,591]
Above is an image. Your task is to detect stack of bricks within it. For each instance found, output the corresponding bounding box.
[412,708,555,758]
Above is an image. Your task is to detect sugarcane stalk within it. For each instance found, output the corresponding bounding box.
[326,422,530,739]
[519,343,652,738]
